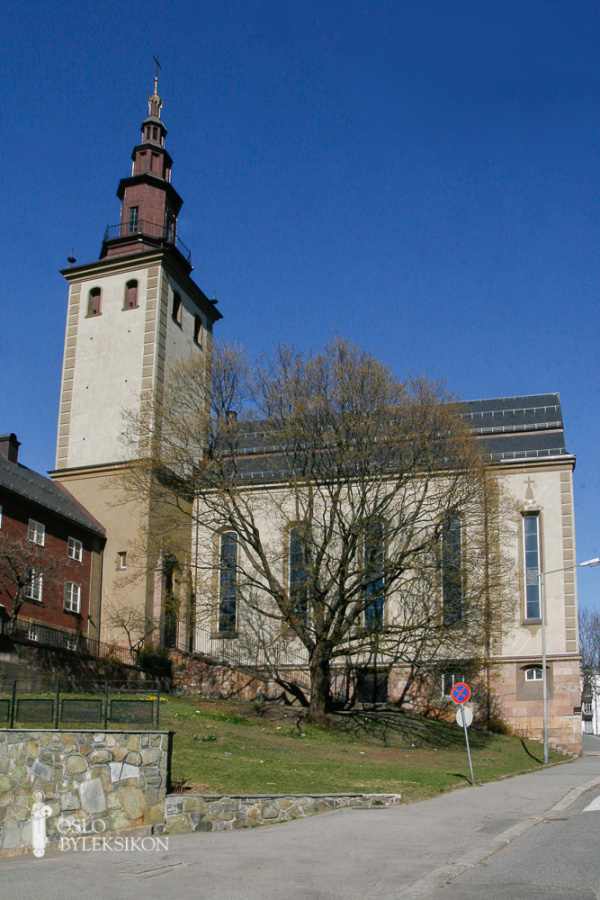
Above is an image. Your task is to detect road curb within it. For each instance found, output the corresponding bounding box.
[399,772,600,899]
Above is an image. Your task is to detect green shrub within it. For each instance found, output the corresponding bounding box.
[138,645,173,680]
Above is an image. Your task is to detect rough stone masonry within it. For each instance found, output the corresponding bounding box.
[0,729,170,852]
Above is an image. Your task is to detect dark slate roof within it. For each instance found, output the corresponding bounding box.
[0,456,106,537]
[227,393,571,483]
[462,393,569,462]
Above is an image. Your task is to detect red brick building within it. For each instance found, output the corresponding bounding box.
[0,434,105,647]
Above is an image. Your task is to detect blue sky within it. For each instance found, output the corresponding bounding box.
[2,1,599,606]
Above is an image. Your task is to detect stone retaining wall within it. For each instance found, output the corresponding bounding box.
[0,729,171,853]
[162,792,402,833]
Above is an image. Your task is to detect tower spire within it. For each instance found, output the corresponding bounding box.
[99,74,190,269]
[149,56,162,118]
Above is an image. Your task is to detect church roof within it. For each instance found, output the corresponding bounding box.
[226,392,570,483]
[0,456,106,537]
[462,393,568,462]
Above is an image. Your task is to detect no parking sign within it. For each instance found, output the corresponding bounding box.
[450,682,470,705]
[451,682,475,786]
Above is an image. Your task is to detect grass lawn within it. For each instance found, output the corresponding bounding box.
[161,697,568,803]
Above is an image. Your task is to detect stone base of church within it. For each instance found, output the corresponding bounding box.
[491,657,582,756]
[170,651,582,755]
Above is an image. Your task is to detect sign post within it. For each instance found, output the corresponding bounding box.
[450,682,475,786]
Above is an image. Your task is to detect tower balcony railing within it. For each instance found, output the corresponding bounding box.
[103,219,192,265]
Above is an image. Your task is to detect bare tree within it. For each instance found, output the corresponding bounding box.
[125,338,515,720]
[579,607,600,717]
[103,599,158,659]
[0,529,63,634]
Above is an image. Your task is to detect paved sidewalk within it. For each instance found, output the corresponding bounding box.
[3,737,600,900]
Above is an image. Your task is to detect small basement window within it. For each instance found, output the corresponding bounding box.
[117,552,127,570]
[442,672,464,697]
[525,666,543,681]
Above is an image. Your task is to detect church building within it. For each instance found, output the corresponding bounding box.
[50,79,582,754]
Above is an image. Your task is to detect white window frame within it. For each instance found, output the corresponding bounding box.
[28,519,45,546]
[64,581,81,614]
[25,568,43,603]
[525,666,543,682]
[523,514,541,620]
[68,537,83,562]
[442,672,464,697]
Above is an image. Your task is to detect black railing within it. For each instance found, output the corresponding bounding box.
[0,678,163,729]
[8,621,134,666]
[103,219,192,264]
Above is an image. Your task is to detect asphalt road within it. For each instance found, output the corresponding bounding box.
[2,736,600,900]
[432,785,600,899]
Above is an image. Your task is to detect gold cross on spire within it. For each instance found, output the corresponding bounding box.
[153,55,161,95]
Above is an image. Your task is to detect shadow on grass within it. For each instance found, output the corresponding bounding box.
[334,708,495,749]
[520,737,543,764]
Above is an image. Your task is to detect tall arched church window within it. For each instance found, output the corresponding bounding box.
[124,280,138,309]
[219,532,238,634]
[289,528,309,627]
[364,520,385,628]
[87,288,101,317]
[523,514,541,620]
[442,516,463,625]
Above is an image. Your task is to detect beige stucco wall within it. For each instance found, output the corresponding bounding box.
[52,466,152,646]
[189,456,581,752]
[498,459,578,661]
[56,255,210,472]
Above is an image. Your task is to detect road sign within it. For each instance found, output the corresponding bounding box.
[450,682,475,786]
[450,682,471,704]
[456,706,473,728]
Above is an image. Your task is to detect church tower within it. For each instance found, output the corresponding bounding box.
[51,77,221,647]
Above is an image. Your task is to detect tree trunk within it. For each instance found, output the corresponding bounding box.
[308,645,332,720]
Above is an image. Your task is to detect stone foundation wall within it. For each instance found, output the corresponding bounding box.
[162,792,402,833]
[172,652,279,701]
[0,729,171,854]
[494,658,582,755]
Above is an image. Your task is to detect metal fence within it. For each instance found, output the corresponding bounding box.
[0,679,163,730]
[9,620,135,666]
[103,219,192,264]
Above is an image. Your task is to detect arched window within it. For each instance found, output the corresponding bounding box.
[364,520,385,628]
[442,516,463,625]
[523,514,541,619]
[525,666,543,682]
[219,532,238,633]
[163,555,179,649]
[172,292,182,325]
[87,288,101,317]
[123,280,138,309]
[194,315,202,345]
[289,528,309,627]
